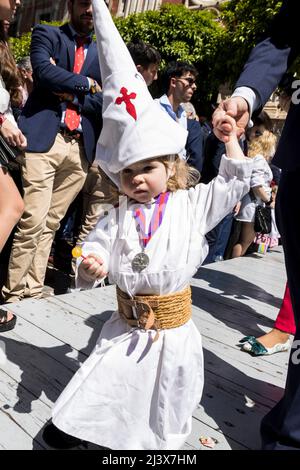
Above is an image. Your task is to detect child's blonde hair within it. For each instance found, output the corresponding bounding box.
[161,155,200,191]
[114,155,200,199]
[247,130,277,159]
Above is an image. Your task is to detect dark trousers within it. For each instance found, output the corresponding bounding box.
[261,168,300,449]
[204,212,234,264]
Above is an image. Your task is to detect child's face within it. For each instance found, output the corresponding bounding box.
[120,158,171,203]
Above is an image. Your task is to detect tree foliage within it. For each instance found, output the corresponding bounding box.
[218,0,283,86]
[115,4,225,104]
[9,1,290,106]
[10,31,31,63]
[221,0,282,45]
[9,21,64,62]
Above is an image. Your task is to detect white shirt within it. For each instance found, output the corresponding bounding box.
[232,86,260,127]
[157,94,187,159]
[0,75,18,126]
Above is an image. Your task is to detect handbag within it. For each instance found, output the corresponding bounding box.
[0,135,20,171]
[254,205,272,234]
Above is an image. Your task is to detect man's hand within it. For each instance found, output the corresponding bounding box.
[233,201,241,216]
[212,97,249,143]
[88,78,102,93]
[54,92,75,102]
[0,120,27,148]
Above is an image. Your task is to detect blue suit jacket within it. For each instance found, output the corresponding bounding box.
[186,119,204,173]
[19,23,103,163]
[235,0,300,171]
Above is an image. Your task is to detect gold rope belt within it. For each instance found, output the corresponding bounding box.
[116,286,192,341]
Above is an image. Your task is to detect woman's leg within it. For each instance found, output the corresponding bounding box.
[0,167,23,326]
[274,284,296,334]
[256,329,290,348]
[0,167,24,253]
[257,283,295,348]
[231,222,256,258]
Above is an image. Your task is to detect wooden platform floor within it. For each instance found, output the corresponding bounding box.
[0,247,287,450]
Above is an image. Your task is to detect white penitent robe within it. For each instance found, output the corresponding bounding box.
[52,156,252,450]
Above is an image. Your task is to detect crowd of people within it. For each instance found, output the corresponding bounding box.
[0,0,299,452]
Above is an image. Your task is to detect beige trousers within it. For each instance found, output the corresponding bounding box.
[76,164,118,244]
[2,133,88,302]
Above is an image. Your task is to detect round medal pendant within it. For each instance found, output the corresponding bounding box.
[131,252,150,273]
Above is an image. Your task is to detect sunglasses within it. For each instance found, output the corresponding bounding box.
[176,77,197,87]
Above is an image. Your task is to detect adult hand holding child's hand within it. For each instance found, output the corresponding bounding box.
[214,113,237,140]
[79,254,107,281]
[212,97,249,142]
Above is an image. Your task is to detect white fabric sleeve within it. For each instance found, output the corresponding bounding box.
[232,86,260,126]
[75,205,119,290]
[250,155,268,188]
[190,155,253,235]
[4,107,18,126]
[0,77,18,125]
[0,76,10,114]
[87,77,92,89]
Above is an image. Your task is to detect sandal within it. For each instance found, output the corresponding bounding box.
[239,336,257,346]
[239,336,290,356]
[0,308,17,333]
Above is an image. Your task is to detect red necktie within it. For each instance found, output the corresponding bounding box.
[65,36,88,132]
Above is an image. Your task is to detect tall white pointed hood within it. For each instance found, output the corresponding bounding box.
[92,0,188,186]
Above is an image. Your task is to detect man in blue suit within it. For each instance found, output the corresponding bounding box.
[213,0,300,449]
[2,0,103,302]
[158,61,204,174]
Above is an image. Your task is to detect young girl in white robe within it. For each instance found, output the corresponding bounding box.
[42,0,253,451]
[44,115,253,450]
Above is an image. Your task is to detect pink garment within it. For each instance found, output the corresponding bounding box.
[274,284,296,334]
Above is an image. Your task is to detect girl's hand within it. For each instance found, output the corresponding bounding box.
[78,254,107,281]
[222,114,246,160]
[219,114,237,137]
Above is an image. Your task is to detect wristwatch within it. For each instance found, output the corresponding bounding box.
[90,79,98,94]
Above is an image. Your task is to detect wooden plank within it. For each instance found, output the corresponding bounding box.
[0,369,49,449]
[184,415,248,450]
[0,328,75,410]
[4,296,111,353]
[194,312,290,371]
[191,288,277,335]
[0,407,44,450]
[202,337,286,388]
[0,321,88,449]
[195,373,274,449]
[193,266,285,305]
[200,251,286,295]
[53,286,117,317]
[1,312,87,368]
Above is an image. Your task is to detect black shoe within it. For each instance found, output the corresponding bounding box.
[0,308,17,333]
[42,422,84,449]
